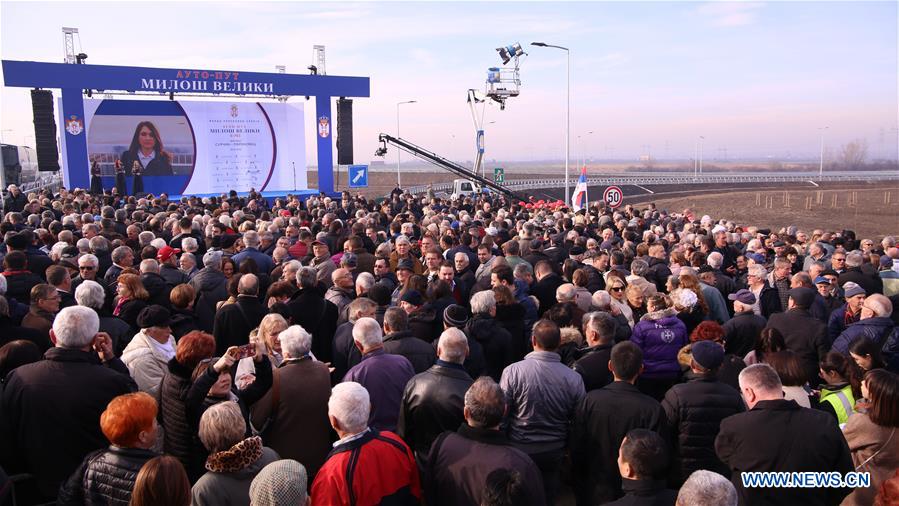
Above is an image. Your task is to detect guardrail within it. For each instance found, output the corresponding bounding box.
[404,171,899,196]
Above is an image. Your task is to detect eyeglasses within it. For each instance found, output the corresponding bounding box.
[610,287,624,292]
[79,266,96,271]
[833,257,846,262]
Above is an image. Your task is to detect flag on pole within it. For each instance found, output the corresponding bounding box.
[571,165,588,211]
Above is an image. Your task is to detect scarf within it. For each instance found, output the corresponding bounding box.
[113,297,130,317]
[205,435,263,473]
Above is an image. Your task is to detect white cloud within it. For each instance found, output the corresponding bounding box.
[696,2,765,27]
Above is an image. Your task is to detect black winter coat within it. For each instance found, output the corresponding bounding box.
[495,303,528,362]
[715,399,854,506]
[397,362,473,459]
[660,373,745,484]
[189,267,228,333]
[464,314,513,381]
[159,263,190,288]
[169,308,199,340]
[330,320,361,382]
[287,288,338,362]
[115,298,148,338]
[532,273,565,317]
[722,311,767,357]
[765,308,829,385]
[140,272,172,309]
[0,313,51,351]
[212,295,267,356]
[605,479,678,506]
[158,358,202,478]
[839,267,883,296]
[2,270,42,305]
[569,381,667,505]
[57,446,156,506]
[383,330,437,374]
[572,343,614,392]
[0,348,136,500]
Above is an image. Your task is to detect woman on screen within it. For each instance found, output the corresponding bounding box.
[120,121,174,176]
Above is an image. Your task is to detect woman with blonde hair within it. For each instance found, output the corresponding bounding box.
[235,313,290,388]
[607,276,634,328]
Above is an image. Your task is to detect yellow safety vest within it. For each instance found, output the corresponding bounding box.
[820,384,856,425]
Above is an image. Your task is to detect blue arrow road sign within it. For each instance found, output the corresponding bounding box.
[348,165,368,188]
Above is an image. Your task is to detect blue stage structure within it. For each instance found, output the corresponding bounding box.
[1,60,370,197]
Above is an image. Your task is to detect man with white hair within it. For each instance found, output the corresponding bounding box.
[831,293,897,354]
[390,235,423,275]
[3,184,27,212]
[288,267,338,362]
[676,470,738,506]
[103,245,135,284]
[189,249,229,333]
[397,327,473,460]
[311,382,421,505]
[251,325,332,478]
[231,230,274,274]
[0,306,136,501]
[342,317,415,432]
[715,364,853,506]
[838,250,884,295]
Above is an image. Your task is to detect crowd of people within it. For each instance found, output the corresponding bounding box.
[1,181,898,506]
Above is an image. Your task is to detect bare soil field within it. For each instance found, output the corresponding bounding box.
[646,186,899,239]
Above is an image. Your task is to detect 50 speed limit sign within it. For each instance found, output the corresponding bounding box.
[603,186,624,208]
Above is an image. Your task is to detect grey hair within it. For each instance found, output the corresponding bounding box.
[583,311,618,343]
[76,238,91,253]
[470,290,496,315]
[707,252,724,269]
[180,252,195,265]
[630,259,649,276]
[773,256,791,269]
[243,230,260,248]
[464,377,505,428]
[738,363,782,396]
[865,294,892,318]
[52,306,100,349]
[138,231,155,247]
[351,317,383,349]
[329,382,371,434]
[78,253,99,267]
[139,259,159,274]
[297,267,317,289]
[181,237,198,252]
[74,280,106,310]
[356,272,376,292]
[591,290,612,310]
[279,325,312,358]
[454,252,469,265]
[676,470,738,506]
[747,264,767,279]
[199,401,246,453]
[845,251,864,268]
[347,297,377,323]
[556,283,577,303]
[203,250,222,270]
[513,263,533,279]
[383,307,409,332]
[238,273,259,295]
[395,235,411,246]
[111,245,132,264]
[437,327,469,364]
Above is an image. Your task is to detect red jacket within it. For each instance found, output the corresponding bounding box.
[312,430,421,506]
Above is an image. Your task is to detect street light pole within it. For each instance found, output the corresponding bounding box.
[531,42,571,203]
[395,100,417,188]
[818,126,829,177]
[699,136,705,175]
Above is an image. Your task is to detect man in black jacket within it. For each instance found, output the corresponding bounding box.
[723,289,767,357]
[383,306,436,374]
[764,287,829,385]
[608,429,678,506]
[532,260,564,317]
[0,306,136,501]
[288,266,338,362]
[212,274,267,356]
[569,341,667,505]
[661,341,744,485]
[715,363,854,506]
[573,311,617,392]
[397,327,473,461]
[424,376,545,506]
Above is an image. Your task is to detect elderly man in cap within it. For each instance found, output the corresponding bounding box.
[157,245,189,288]
[121,305,176,396]
[308,239,336,287]
[722,289,767,358]
[827,281,866,343]
[764,287,829,385]
[661,340,745,485]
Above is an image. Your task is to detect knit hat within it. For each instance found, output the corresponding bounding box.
[400,290,424,306]
[692,340,725,370]
[249,460,308,506]
[842,282,866,298]
[136,305,171,329]
[443,304,470,328]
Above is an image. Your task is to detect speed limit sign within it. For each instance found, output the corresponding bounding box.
[603,186,624,208]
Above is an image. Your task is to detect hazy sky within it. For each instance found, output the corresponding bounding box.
[1,1,897,165]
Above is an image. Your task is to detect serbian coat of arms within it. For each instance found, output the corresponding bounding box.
[65,115,83,136]
[318,116,330,138]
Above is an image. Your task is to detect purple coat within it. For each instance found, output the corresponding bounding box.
[343,349,415,432]
[631,308,689,379]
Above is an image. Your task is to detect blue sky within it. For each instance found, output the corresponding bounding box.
[1,1,896,165]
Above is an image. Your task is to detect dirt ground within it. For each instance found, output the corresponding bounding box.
[647,187,899,239]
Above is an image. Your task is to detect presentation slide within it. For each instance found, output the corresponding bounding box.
[80,99,306,196]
